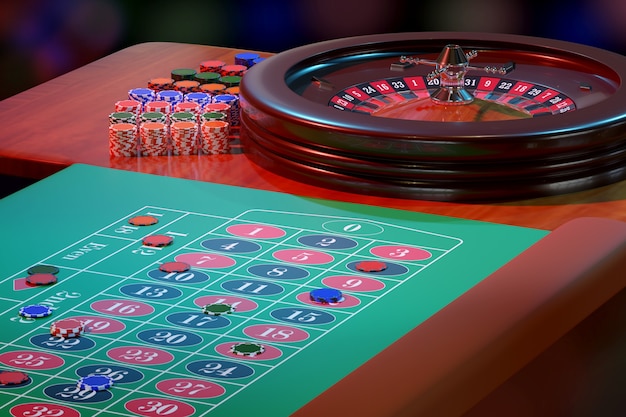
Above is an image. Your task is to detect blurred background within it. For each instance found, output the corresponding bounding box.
[1,0,625,100]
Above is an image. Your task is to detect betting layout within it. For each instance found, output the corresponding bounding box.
[0,164,547,416]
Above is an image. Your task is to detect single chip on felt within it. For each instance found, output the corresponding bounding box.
[19,304,53,318]
[142,234,174,247]
[0,370,29,386]
[355,260,387,272]
[202,303,235,316]
[77,374,114,391]
[25,273,57,286]
[230,342,265,357]
[27,265,60,275]
[159,261,190,273]
[50,318,85,338]
[128,215,159,226]
[309,287,343,304]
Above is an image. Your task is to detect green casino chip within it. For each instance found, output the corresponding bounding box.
[194,72,221,84]
[171,68,197,81]
[230,342,264,357]
[170,112,196,122]
[27,264,59,275]
[202,303,235,316]
[219,75,242,87]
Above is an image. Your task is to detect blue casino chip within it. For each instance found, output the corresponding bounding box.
[19,304,53,318]
[309,287,343,304]
[156,90,184,105]
[235,52,260,67]
[77,374,114,391]
[128,88,156,104]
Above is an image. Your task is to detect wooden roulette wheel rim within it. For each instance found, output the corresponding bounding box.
[239,32,626,201]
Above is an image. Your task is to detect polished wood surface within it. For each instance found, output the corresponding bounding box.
[1,42,626,231]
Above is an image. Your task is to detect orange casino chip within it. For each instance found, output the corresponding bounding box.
[128,215,159,226]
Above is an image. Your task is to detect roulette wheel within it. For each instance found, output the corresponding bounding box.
[239,32,626,201]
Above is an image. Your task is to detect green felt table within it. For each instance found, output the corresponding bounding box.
[1,165,625,417]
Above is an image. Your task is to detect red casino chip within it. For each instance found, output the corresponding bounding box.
[159,261,191,273]
[143,235,174,247]
[50,318,85,338]
[0,370,29,386]
[199,60,226,73]
[147,77,175,91]
[144,101,172,115]
[114,99,142,114]
[355,260,388,272]
[25,273,57,286]
[219,64,247,77]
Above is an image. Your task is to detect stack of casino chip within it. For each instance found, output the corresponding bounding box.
[140,111,167,123]
[214,94,240,126]
[171,68,196,81]
[114,100,142,117]
[109,123,138,156]
[204,102,231,118]
[220,75,241,88]
[199,83,227,97]
[128,88,156,109]
[174,102,201,120]
[110,52,264,157]
[194,71,220,85]
[171,111,197,125]
[173,80,201,94]
[171,68,200,94]
[220,75,242,96]
[184,92,212,109]
[140,122,168,156]
[225,86,240,96]
[144,101,172,116]
[156,90,184,107]
[109,111,136,125]
[200,120,230,154]
[148,77,175,91]
[201,111,227,122]
[140,111,167,127]
[170,121,198,155]
[220,64,247,78]
[235,52,260,68]
[50,318,85,338]
[26,265,59,286]
[199,60,226,73]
